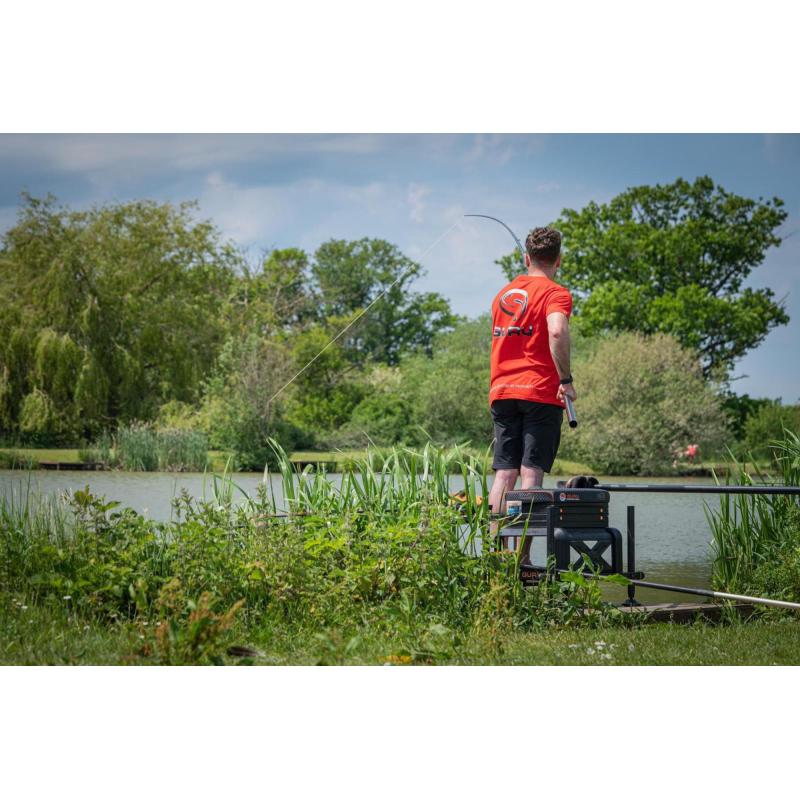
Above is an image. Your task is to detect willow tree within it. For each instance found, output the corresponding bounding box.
[0,195,239,440]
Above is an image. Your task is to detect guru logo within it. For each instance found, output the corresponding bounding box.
[499,288,528,321]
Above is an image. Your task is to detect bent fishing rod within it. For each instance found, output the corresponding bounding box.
[465,214,578,428]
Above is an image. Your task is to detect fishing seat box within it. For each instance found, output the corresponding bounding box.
[498,489,623,580]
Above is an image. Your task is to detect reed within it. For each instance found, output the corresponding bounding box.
[708,429,800,594]
[109,423,208,471]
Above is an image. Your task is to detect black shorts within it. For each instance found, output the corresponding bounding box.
[491,399,563,472]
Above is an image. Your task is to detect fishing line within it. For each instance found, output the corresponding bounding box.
[267,219,463,406]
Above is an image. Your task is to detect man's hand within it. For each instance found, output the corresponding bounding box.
[557,382,577,403]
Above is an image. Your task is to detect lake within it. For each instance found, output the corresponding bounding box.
[0,469,722,604]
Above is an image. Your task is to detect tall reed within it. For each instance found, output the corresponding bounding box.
[708,429,800,592]
[112,423,208,471]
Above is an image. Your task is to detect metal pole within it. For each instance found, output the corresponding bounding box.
[623,505,639,607]
[598,484,800,496]
[526,566,800,612]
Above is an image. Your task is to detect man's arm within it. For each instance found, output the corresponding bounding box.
[547,311,577,401]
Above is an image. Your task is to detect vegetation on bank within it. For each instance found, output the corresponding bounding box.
[1,179,796,474]
[2,440,799,666]
[709,431,800,602]
[0,443,628,665]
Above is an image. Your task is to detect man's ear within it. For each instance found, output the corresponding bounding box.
[524,252,531,269]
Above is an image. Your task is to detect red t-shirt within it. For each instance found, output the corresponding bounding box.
[489,274,572,407]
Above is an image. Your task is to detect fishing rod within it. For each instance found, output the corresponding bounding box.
[466,213,577,428]
[598,483,800,496]
[526,566,800,612]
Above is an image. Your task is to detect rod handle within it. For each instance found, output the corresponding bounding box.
[564,395,577,428]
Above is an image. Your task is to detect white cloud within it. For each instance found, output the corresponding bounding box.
[407,182,431,223]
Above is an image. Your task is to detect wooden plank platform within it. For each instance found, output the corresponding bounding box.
[38,461,106,471]
[617,601,756,623]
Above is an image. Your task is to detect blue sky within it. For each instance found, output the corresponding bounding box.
[1,133,798,400]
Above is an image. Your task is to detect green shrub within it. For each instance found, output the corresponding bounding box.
[400,317,492,446]
[0,450,38,469]
[560,333,729,475]
[78,432,113,465]
[740,401,800,461]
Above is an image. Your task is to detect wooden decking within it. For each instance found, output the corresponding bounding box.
[38,461,106,471]
[617,601,756,623]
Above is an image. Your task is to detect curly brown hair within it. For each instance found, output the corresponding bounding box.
[525,227,561,265]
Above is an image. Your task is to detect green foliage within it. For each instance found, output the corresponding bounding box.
[114,422,159,471]
[555,176,788,375]
[0,443,630,666]
[0,449,38,469]
[709,430,800,600]
[399,316,492,445]
[741,402,800,460]
[199,335,301,469]
[110,422,208,471]
[77,432,112,465]
[348,391,413,446]
[0,195,239,438]
[560,332,729,474]
[721,392,774,441]
[311,238,456,365]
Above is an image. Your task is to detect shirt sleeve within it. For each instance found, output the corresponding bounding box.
[545,287,572,317]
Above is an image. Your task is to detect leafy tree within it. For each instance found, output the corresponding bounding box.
[740,401,800,460]
[494,178,788,375]
[559,332,729,475]
[312,238,456,365]
[0,195,239,439]
[555,177,788,375]
[400,317,493,446]
[281,322,366,438]
[720,392,775,441]
[198,334,301,469]
[227,247,316,337]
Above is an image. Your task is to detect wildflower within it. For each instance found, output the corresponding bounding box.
[628,643,635,652]
[21,605,28,611]
[83,625,90,632]
[594,641,606,649]
[586,647,595,655]
[63,595,72,601]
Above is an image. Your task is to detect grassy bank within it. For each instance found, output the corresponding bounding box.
[2,440,799,666]
[1,445,746,478]
[3,596,799,665]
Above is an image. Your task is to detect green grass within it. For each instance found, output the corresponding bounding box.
[3,596,799,665]
[0,448,82,467]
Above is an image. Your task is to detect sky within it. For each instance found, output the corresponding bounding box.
[0,133,798,400]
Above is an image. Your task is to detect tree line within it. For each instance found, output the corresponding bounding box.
[0,178,794,471]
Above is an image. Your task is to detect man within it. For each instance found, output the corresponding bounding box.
[487,226,577,524]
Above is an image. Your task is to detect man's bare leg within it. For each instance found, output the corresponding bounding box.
[488,468,519,538]
[520,464,544,490]
[518,464,544,563]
